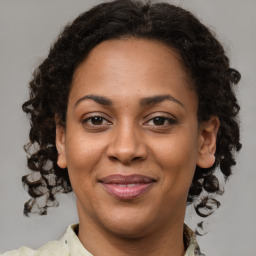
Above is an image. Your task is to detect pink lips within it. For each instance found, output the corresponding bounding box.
[100,175,155,200]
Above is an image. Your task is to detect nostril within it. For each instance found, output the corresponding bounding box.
[132,156,142,162]
[108,155,143,163]
[108,156,119,162]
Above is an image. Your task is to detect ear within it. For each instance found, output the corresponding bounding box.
[197,116,220,168]
[55,116,67,169]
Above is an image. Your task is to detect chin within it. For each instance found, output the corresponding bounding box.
[98,207,158,238]
[105,221,153,239]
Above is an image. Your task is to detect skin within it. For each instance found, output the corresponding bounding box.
[56,38,219,256]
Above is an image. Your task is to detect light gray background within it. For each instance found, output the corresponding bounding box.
[0,0,255,255]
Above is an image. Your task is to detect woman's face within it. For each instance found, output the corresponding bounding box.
[56,38,217,238]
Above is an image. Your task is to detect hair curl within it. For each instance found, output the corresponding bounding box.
[22,0,241,222]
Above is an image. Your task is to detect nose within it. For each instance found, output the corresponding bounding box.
[106,123,148,165]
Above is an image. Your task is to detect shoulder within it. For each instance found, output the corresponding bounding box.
[1,232,69,256]
[0,224,89,256]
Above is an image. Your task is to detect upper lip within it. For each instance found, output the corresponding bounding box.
[99,174,156,184]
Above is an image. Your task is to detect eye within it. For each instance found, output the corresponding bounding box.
[145,115,177,127]
[82,115,112,128]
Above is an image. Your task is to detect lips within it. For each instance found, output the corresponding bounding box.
[99,175,156,200]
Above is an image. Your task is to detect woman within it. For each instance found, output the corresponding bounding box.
[2,0,241,255]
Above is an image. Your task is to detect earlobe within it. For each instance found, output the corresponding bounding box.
[55,117,67,169]
[197,116,220,168]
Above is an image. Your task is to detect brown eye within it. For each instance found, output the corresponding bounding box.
[82,115,111,128]
[145,115,177,127]
[152,117,166,126]
[90,116,104,125]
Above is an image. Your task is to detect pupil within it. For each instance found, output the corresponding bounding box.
[153,117,165,125]
[92,116,103,125]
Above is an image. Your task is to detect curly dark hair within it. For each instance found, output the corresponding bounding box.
[22,0,241,224]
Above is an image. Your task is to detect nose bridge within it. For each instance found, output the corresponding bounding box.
[107,120,147,163]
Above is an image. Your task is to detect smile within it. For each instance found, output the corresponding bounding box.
[99,174,156,200]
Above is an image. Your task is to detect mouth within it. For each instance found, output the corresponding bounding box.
[99,174,156,200]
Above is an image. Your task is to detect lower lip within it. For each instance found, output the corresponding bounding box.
[101,183,154,200]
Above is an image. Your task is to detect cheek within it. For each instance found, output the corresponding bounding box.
[65,134,106,183]
[152,129,199,189]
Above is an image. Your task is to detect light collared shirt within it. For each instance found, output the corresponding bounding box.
[1,224,204,256]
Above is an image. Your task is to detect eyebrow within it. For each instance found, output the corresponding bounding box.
[74,94,184,109]
[75,94,112,108]
[140,94,184,108]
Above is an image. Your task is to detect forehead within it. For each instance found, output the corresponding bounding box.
[70,38,197,110]
[73,38,189,85]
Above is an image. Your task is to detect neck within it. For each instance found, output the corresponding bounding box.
[77,210,186,256]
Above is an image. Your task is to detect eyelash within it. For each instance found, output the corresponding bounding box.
[82,115,112,128]
[82,114,177,130]
[144,115,177,127]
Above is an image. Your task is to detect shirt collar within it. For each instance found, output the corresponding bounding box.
[184,224,205,256]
